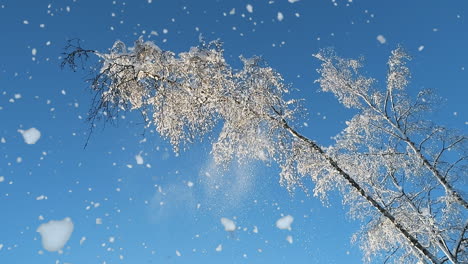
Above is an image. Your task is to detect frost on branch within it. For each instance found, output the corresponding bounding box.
[64,38,306,189]
[387,46,411,91]
[316,47,467,263]
[65,39,467,263]
[313,49,375,109]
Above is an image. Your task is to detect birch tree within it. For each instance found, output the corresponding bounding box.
[315,48,467,263]
[63,38,467,264]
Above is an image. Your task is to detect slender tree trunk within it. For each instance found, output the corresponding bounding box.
[281,120,443,264]
[363,92,468,210]
[402,136,468,210]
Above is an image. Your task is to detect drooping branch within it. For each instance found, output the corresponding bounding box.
[61,39,97,72]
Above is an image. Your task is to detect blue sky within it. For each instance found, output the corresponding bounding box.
[0,0,467,263]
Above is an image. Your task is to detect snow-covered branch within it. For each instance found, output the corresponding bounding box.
[64,38,467,264]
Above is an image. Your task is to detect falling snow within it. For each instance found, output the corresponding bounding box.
[376,34,386,44]
[220,217,236,232]
[246,4,253,13]
[36,218,74,252]
[135,153,144,165]
[277,12,284,22]
[276,215,294,230]
[0,1,465,264]
[18,127,41,144]
[215,244,223,252]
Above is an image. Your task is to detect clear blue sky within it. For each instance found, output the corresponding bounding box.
[0,0,466,263]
